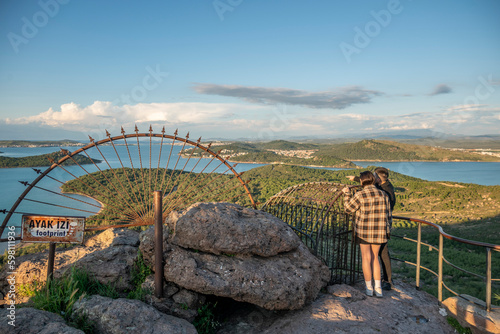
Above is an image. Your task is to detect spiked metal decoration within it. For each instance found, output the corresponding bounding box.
[261,182,361,284]
[0,127,255,238]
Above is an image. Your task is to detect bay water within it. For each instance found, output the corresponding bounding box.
[1,146,499,250]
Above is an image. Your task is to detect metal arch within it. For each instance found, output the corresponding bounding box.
[0,128,256,239]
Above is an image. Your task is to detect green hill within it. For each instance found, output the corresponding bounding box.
[259,140,318,150]
[320,139,499,161]
[207,139,499,167]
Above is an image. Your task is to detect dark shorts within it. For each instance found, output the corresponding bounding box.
[355,236,382,245]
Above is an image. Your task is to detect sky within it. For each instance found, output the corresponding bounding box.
[0,0,499,141]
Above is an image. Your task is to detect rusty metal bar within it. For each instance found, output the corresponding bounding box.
[135,126,149,219]
[416,222,422,289]
[163,159,230,213]
[84,220,153,232]
[47,242,56,282]
[159,129,178,194]
[110,129,148,217]
[154,191,164,298]
[76,145,143,218]
[19,181,102,209]
[47,158,135,219]
[162,142,213,209]
[154,127,166,186]
[486,247,492,312]
[438,233,443,303]
[121,128,149,218]
[24,198,99,215]
[162,132,189,202]
[149,126,153,219]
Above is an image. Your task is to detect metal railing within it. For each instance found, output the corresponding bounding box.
[391,215,500,312]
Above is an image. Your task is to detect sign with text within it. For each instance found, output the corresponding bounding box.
[22,215,85,244]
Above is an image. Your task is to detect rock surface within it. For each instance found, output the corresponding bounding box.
[167,202,300,256]
[0,228,140,302]
[163,242,329,310]
[0,307,84,334]
[72,295,197,334]
[140,202,331,310]
[443,294,500,334]
[217,281,457,334]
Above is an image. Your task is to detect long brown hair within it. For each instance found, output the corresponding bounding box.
[359,171,375,187]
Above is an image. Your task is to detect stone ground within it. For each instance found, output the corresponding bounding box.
[217,280,457,334]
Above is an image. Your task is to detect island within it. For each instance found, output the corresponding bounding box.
[0,151,101,168]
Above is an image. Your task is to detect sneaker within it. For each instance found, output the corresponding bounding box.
[375,288,383,298]
[366,288,373,297]
[382,281,392,291]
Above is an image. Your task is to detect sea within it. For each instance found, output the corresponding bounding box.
[1,146,499,250]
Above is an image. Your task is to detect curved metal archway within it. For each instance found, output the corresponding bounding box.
[0,126,256,239]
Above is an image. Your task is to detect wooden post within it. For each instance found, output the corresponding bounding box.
[47,242,56,282]
[154,191,164,298]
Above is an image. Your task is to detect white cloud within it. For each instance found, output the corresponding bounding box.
[6,101,265,130]
[3,101,500,139]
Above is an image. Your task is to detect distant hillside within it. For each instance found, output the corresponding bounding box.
[259,140,319,150]
[0,151,101,168]
[317,140,419,161]
[204,140,354,168]
[0,140,84,147]
[204,139,500,166]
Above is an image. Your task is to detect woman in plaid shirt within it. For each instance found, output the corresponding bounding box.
[342,171,392,297]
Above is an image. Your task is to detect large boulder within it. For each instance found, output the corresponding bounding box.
[72,295,197,334]
[140,202,330,310]
[167,202,301,256]
[69,243,138,291]
[163,242,329,310]
[0,307,83,334]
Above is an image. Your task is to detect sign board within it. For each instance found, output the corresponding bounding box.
[22,215,85,244]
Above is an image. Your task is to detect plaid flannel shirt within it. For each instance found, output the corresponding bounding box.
[344,185,391,244]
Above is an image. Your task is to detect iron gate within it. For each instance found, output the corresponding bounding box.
[260,182,361,284]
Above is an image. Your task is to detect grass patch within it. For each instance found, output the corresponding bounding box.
[193,302,221,334]
[127,250,153,301]
[21,266,119,333]
[447,316,472,334]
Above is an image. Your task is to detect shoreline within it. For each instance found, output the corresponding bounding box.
[60,189,105,215]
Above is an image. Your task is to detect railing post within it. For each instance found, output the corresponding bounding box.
[47,242,56,283]
[486,247,492,312]
[416,222,421,289]
[438,234,443,303]
[154,191,164,298]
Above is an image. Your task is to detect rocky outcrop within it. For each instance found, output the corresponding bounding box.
[0,307,84,334]
[218,282,457,334]
[72,295,197,334]
[140,202,331,310]
[443,294,500,334]
[0,228,140,302]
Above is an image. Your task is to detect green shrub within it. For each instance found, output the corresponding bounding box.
[22,266,118,333]
[447,316,472,334]
[193,302,220,334]
[127,250,153,301]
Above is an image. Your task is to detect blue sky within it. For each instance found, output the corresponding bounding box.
[0,0,499,141]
